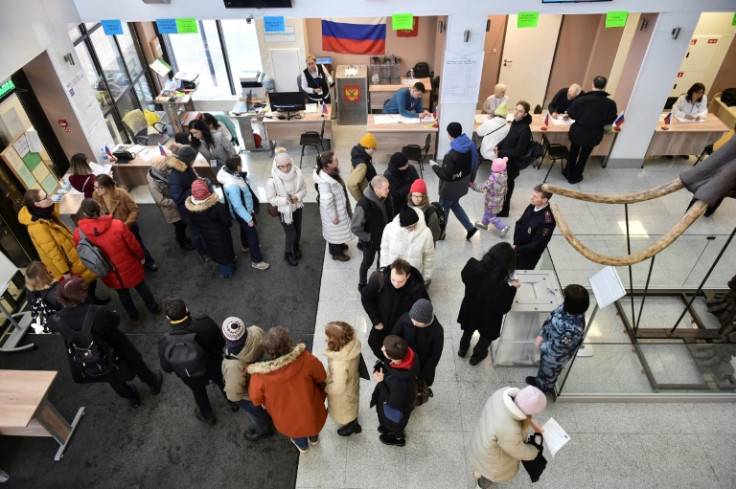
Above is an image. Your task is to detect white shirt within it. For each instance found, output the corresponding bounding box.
[300,65,333,98]
[483,95,509,115]
[673,94,707,121]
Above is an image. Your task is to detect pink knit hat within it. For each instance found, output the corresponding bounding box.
[514,386,547,415]
[492,157,508,173]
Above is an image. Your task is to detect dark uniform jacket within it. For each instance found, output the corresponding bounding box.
[567,90,617,147]
[391,312,444,385]
[513,204,556,270]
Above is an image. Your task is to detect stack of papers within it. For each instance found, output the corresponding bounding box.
[541,417,570,457]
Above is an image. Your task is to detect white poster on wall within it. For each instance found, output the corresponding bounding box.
[441,51,485,104]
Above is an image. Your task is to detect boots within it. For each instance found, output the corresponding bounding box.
[284,252,298,266]
[294,243,303,259]
[337,419,362,436]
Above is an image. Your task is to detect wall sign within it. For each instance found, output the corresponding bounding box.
[101,20,124,36]
[156,19,178,34]
[517,12,539,28]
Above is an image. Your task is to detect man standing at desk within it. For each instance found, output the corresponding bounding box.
[383,82,431,119]
[301,54,334,103]
[548,83,583,119]
[565,76,617,184]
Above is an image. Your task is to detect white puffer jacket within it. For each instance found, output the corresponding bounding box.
[467,387,539,483]
[313,169,353,245]
[380,208,434,280]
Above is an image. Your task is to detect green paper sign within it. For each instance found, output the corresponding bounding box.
[0,79,15,99]
[606,11,629,28]
[732,12,736,26]
[22,151,41,170]
[392,14,414,31]
[518,12,539,28]
[176,18,198,34]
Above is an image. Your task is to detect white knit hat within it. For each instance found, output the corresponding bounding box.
[221,317,246,343]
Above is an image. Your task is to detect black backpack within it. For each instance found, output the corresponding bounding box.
[53,306,113,378]
[413,62,430,79]
[425,202,447,238]
[163,332,208,378]
[517,139,545,170]
[721,88,736,107]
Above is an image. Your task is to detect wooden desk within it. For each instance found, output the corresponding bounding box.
[0,370,85,461]
[646,113,728,156]
[262,107,333,153]
[369,77,432,112]
[111,148,214,187]
[366,114,438,160]
[155,91,196,132]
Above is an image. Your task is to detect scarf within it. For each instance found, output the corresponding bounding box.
[271,160,304,224]
[30,204,55,220]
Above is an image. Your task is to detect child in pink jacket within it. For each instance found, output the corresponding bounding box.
[470,157,509,236]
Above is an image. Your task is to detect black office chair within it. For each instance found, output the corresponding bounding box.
[299,120,325,167]
[540,133,570,183]
[402,134,432,178]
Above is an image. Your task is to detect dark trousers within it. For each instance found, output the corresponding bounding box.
[280,208,303,254]
[236,399,273,434]
[107,359,156,400]
[187,221,207,255]
[460,328,494,362]
[359,246,379,285]
[173,220,188,244]
[181,367,227,419]
[130,222,156,269]
[499,175,516,217]
[234,214,264,263]
[328,242,345,255]
[116,280,159,321]
[516,251,543,271]
[368,325,389,360]
[566,143,594,182]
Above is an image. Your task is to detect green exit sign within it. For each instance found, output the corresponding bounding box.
[0,79,15,99]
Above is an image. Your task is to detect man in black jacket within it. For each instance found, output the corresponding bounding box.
[392,299,444,389]
[361,258,429,359]
[351,175,394,288]
[158,298,235,426]
[384,152,419,214]
[495,101,532,217]
[513,185,556,270]
[565,76,618,184]
[547,83,583,119]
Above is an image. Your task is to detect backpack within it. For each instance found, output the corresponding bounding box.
[163,332,208,378]
[76,227,119,280]
[721,88,736,107]
[517,139,544,170]
[368,267,388,293]
[53,306,113,378]
[425,202,447,238]
[413,62,430,79]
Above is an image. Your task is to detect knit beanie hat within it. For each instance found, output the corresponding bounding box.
[492,157,508,173]
[447,122,462,138]
[399,208,419,227]
[178,145,197,164]
[514,386,547,415]
[389,152,409,170]
[409,299,433,324]
[409,179,427,195]
[191,180,211,201]
[360,133,377,149]
[222,317,247,345]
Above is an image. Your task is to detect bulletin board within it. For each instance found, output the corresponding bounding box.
[0,130,58,195]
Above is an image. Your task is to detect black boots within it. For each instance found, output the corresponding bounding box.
[294,244,302,259]
[284,252,298,266]
[337,419,362,436]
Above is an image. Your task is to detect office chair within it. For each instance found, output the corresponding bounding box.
[402,133,432,178]
[299,120,325,167]
[540,133,570,183]
[122,109,169,146]
[214,114,239,147]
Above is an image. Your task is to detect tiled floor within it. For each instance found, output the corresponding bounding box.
[142,119,735,488]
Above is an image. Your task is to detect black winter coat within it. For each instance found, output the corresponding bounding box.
[457,258,517,340]
[371,350,420,430]
[567,91,618,147]
[168,166,198,217]
[391,312,444,385]
[49,303,148,384]
[497,113,532,179]
[159,314,225,377]
[432,148,472,201]
[185,194,234,265]
[361,266,429,330]
[384,165,419,214]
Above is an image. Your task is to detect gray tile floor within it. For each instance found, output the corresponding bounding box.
[135,120,735,488]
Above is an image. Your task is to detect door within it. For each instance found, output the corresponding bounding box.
[670,35,721,97]
[270,49,301,92]
[499,15,562,110]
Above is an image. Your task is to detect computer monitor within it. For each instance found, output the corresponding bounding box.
[269,92,306,113]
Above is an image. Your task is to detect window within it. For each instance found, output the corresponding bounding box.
[221,20,263,80]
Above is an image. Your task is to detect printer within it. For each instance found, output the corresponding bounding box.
[176,72,200,90]
[240,70,265,100]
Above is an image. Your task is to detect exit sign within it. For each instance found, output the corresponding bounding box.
[0,79,15,99]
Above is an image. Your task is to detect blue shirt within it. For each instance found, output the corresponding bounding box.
[383,87,423,118]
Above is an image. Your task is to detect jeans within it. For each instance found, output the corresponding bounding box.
[292,435,319,449]
[234,214,264,263]
[236,399,273,434]
[567,143,594,182]
[460,328,493,361]
[116,280,160,321]
[359,246,379,285]
[130,222,156,269]
[219,263,235,278]
[280,208,303,254]
[439,198,473,231]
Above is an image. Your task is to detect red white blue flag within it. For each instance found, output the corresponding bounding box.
[158,143,167,156]
[614,112,624,128]
[664,112,672,125]
[322,18,386,55]
[544,113,549,127]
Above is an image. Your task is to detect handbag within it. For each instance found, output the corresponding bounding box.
[358,352,370,380]
[267,203,279,217]
[521,432,547,483]
[413,377,433,406]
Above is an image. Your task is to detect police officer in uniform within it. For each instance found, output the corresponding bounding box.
[301,54,334,103]
[512,185,556,270]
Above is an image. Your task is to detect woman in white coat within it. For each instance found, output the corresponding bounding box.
[266,148,307,266]
[380,207,435,286]
[313,151,353,261]
[468,386,546,488]
[323,321,362,436]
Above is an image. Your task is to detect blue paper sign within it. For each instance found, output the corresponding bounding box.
[101,20,124,36]
[156,19,178,34]
[264,16,285,32]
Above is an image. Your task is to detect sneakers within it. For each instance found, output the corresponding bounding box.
[308,435,320,446]
[149,370,164,395]
[290,437,310,454]
[466,227,479,241]
[337,419,362,436]
[474,221,488,230]
[500,225,510,237]
[195,408,216,426]
[251,261,270,270]
[379,432,406,447]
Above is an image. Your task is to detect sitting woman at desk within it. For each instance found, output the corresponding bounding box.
[301,54,334,103]
[69,153,107,198]
[189,119,234,167]
[482,83,509,117]
[674,82,708,121]
[383,82,431,119]
[93,175,157,272]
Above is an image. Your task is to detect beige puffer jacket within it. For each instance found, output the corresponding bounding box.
[221,325,266,402]
[324,337,362,424]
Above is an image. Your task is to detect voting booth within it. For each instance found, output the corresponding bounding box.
[492,270,563,366]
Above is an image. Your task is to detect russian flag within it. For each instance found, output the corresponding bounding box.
[614,112,624,128]
[664,112,672,125]
[544,113,549,127]
[322,18,386,55]
[158,143,167,156]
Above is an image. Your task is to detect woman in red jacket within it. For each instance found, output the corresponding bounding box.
[74,199,162,325]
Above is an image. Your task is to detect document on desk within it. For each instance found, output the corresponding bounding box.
[305,103,318,114]
[441,51,485,104]
[373,115,401,124]
[542,417,570,457]
[550,116,574,126]
[674,114,704,123]
[138,148,157,162]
